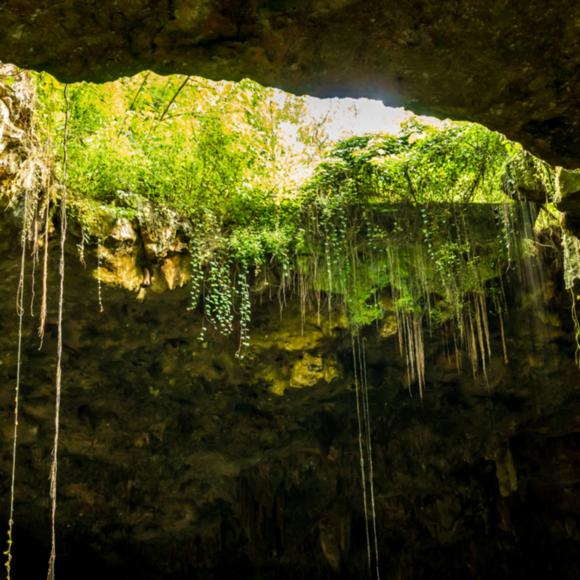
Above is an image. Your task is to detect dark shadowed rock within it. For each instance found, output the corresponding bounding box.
[0,0,578,167]
[0,209,579,579]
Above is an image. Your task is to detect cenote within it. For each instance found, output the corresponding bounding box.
[0,8,579,579]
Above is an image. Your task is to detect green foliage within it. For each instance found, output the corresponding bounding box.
[306,119,512,204]
[299,201,513,331]
[35,72,312,267]
[32,70,539,362]
[502,149,556,202]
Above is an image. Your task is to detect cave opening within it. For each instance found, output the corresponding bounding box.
[0,54,579,580]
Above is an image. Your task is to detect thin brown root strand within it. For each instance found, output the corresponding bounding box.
[351,331,372,573]
[479,293,492,359]
[495,297,509,365]
[474,296,488,380]
[47,83,70,580]
[465,307,478,376]
[570,290,580,369]
[413,317,425,399]
[5,199,29,580]
[96,244,104,313]
[452,322,462,374]
[29,215,39,316]
[38,188,51,346]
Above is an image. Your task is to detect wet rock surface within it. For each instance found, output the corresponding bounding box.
[0,1,579,167]
[557,169,580,236]
[0,214,579,579]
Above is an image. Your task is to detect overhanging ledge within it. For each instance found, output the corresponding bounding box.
[0,0,578,167]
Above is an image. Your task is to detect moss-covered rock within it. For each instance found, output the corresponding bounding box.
[556,168,580,213]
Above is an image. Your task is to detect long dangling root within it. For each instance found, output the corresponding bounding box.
[96,243,104,314]
[47,84,70,580]
[571,290,580,369]
[4,193,29,580]
[352,330,382,580]
[351,331,372,573]
[38,186,51,347]
[359,336,381,580]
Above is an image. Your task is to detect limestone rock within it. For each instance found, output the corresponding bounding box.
[289,352,339,389]
[556,168,580,213]
[160,254,191,290]
[495,446,518,498]
[504,151,552,204]
[95,243,143,292]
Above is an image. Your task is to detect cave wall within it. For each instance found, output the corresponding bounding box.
[0,210,579,580]
[0,0,579,167]
[0,45,580,580]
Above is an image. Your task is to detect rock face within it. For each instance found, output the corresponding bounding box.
[557,168,580,235]
[1,63,580,578]
[0,212,580,580]
[0,65,36,193]
[0,0,579,167]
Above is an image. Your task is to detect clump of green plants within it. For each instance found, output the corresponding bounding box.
[298,197,535,394]
[305,119,512,204]
[291,123,558,393]
[30,70,556,389]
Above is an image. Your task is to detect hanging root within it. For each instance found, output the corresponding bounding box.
[4,193,29,580]
[360,336,381,580]
[397,311,425,399]
[352,331,381,580]
[473,295,488,384]
[47,84,70,580]
[38,187,51,346]
[29,216,38,316]
[351,331,372,573]
[96,243,104,313]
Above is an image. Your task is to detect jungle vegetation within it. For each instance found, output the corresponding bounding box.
[24,71,561,371]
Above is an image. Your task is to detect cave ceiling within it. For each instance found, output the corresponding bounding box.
[0,0,578,167]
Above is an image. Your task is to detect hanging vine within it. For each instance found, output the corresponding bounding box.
[351,329,381,579]
[351,330,372,574]
[236,262,251,359]
[38,186,51,345]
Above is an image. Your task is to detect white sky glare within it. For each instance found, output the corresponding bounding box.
[269,89,446,189]
[273,89,444,141]
[303,96,414,140]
